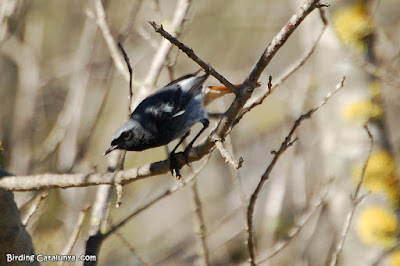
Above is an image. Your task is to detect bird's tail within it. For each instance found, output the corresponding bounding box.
[180,71,209,99]
[204,82,261,105]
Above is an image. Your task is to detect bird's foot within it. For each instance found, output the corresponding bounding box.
[169,152,182,179]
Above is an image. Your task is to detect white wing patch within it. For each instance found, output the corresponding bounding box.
[172,110,185,118]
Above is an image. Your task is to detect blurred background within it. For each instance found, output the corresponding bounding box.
[1,0,400,265]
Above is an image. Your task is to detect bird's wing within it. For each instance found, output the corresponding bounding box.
[137,73,209,121]
[137,86,184,121]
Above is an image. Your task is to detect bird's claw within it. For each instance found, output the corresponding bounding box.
[169,152,182,179]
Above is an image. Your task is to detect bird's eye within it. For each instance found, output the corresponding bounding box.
[124,132,132,140]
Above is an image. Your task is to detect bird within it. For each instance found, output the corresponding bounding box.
[104,71,210,177]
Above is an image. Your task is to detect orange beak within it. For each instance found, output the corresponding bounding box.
[204,82,261,106]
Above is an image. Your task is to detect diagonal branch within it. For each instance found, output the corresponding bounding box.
[245,0,321,87]
[236,7,328,125]
[149,21,237,95]
[328,125,374,266]
[0,0,324,192]
[94,0,130,82]
[246,77,345,265]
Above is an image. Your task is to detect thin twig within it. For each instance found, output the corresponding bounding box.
[109,215,148,265]
[114,231,148,265]
[103,155,210,240]
[59,206,90,266]
[56,17,98,171]
[329,125,374,266]
[132,0,192,110]
[20,192,48,226]
[245,0,321,87]
[246,77,346,265]
[77,0,144,159]
[117,42,133,115]
[353,125,374,201]
[213,137,244,169]
[236,8,327,125]
[257,179,332,264]
[94,0,130,82]
[191,180,210,266]
[0,0,323,192]
[35,14,102,166]
[87,1,137,259]
[149,21,237,95]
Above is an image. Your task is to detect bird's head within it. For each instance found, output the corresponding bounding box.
[104,119,142,155]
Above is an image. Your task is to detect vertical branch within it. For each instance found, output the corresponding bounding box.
[86,1,193,263]
[191,180,210,266]
[132,0,192,109]
[118,42,133,115]
[2,36,41,174]
[246,78,345,265]
[20,192,48,226]
[329,125,374,266]
[94,0,130,82]
[86,1,134,263]
[57,17,98,170]
[59,206,90,266]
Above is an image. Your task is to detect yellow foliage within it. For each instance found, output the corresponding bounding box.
[333,3,375,52]
[344,99,383,124]
[357,206,398,249]
[353,150,400,206]
[369,81,381,99]
[390,249,400,266]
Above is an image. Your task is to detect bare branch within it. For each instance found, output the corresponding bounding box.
[94,0,130,82]
[103,155,210,239]
[149,21,238,95]
[20,192,48,226]
[130,0,192,111]
[213,137,244,169]
[245,0,320,86]
[0,0,324,193]
[237,8,327,124]
[246,77,346,265]
[88,1,142,259]
[117,42,133,115]
[143,0,189,86]
[353,125,374,201]
[114,231,148,265]
[329,125,374,266]
[257,179,332,263]
[191,180,210,266]
[59,206,90,266]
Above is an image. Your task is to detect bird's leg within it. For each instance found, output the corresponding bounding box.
[183,118,210,165]
[169,131,191,178]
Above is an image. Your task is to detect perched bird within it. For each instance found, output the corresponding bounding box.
[104,71,210,177]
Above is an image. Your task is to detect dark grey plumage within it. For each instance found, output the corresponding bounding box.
[104,72,210,176]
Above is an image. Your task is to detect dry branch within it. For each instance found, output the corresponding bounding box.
[149,21,237,95]
[237,8,328,125]
[59,206,90,266]
[20,192,48,226]
[328,125,374,266]
[0,1,324,197]
[246,77,346,265]
[257,179,332,264]
[191,179,210,266]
